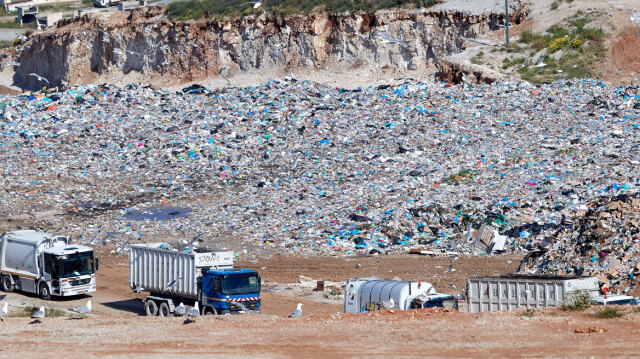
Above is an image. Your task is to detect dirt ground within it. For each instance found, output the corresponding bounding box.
[2,252,640,357]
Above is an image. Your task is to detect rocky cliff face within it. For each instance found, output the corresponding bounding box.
[11,6,524,89]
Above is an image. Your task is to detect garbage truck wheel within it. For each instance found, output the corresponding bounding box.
[38,282,51,300]
[1,275,13,292]
[145,299,158,316]
[158,302,170,317]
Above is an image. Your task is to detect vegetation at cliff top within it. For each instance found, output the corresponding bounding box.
[168,0,438,20]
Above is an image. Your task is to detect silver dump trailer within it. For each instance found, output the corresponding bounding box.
[129,243,233,299]
[344,278,456,313]
[130,243,264,316]
[466,274,633,313]
[1,230,97,299]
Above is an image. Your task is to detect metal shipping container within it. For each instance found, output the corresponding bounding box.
[467,275,599,313]
[129,243,233,299]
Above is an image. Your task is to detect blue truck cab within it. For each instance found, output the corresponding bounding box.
[200,268,261,314]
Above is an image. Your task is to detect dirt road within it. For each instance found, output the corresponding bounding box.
[1,252,640,357]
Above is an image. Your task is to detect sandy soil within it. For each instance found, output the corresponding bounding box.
[2,252,640,357]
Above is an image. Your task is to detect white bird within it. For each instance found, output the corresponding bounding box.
[631,10,639,24]
[289,303,302,318]
[382,297,395,309]
[113,240,129,255]
[133,286,144,293]
[29,73,49,84]
[240,1,262,9]
[71,300,91,318]
[354,28,367,39]
[187,302,200,317]
[533,58,546,74]
[174,302,186,316]
[376,31,409,48]
[445,257,458,273]
[0,302,7,321]
[31,307,45,323]
[179,232,207,252]
[16,33,27,42]
[461,73,469,85]
[87,230,101,246]
[233,301,251,313]
[165,276,183,290]
[290,153,301,170]
[79,40,94,53]
[159,44,169,51]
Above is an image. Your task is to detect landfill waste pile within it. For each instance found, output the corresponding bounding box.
[521,193,640,294]
[0,78,639,257]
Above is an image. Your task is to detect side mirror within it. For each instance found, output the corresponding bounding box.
[95,258,99,271]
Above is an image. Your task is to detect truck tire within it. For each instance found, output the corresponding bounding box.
[38,282,51,300]
[1,275,13,292]
[203,306,217,315]
[145,299,158,316]
[158,302,170,317]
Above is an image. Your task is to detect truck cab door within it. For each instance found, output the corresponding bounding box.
[201,275,219,307]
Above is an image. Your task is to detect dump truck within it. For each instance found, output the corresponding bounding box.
[0,230,98,299]
[466,274,637,313]
[129,243,261,316]
[344,278,456,313]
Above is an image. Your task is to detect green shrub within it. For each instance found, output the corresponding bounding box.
[562,290,591,311]
[594,307,623,319]
[168,0,438,20]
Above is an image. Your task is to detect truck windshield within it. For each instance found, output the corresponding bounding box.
[222,275,260,295]
[57,252,95,277]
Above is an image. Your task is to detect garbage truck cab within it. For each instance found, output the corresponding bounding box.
[201,268,261,314]
[1,230,98,300]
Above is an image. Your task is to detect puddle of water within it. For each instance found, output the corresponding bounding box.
[123,207,192,221]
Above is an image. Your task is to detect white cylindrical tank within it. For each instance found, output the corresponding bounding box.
[344,278,439,313]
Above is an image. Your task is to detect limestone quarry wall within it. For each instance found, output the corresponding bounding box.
[9,6,525,89]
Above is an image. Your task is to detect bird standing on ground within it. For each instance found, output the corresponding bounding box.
[382,298,395,309]
[445,257,459,273]
[631,10,639,24]
[187,302,200,317]
[31,307,45,324]
[71,300,91,318]
[0,302,7,321]
[289,303,302,318]
[174,302,186,316]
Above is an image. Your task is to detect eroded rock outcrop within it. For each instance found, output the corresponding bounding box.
[10,6,525,89]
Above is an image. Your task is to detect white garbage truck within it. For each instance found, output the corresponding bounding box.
[0,230,98,300]
[344,278,456,313]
